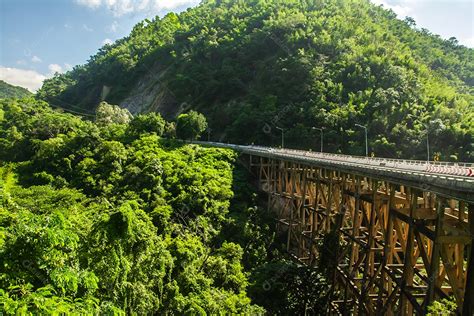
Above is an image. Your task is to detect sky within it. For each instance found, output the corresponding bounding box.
[0,0,472,92]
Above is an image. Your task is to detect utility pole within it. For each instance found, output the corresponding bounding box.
[276,127,284,148]
[312,127,324,153]
[355,124,368,157]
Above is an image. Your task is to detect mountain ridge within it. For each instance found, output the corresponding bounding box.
[37,0,474,160]
[0,80,33,99]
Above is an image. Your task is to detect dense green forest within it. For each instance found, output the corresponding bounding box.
[1,0,471,313]
[37,0,473,161]
[0,96,460,314]
[0,81,32,99]
[0,97,336,314]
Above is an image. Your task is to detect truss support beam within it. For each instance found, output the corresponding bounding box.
[249,155,473,315]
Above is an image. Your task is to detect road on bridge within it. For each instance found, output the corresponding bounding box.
[193,141,474,203]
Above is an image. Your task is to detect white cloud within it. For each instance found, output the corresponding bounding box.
[459,36,474,48]
[48,63,74,74]
[370,0,416,19]
[83,24,94,32]
[16,60,27,65]
[102,38,114,45]
[48,63,63,74]
[0,61,77,92]
[76,0,101,9]
[152,0,199,11]
[31,55,42,63]
[0,66,47,92]
[106,20,119,33]
[75,0,200,17]
[64,23,72,29]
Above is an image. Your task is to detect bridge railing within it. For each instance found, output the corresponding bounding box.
[191,141,474,178]
[261,147,473,177]
[263,147,473,167]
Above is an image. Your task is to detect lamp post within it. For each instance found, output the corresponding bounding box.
[355,124,368,157]
[424,127,430,162]
[276,127,284,148]
[312,127,324,153]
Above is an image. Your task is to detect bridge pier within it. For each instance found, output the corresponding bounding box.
[250,155,473,315]
[463,204,474,316]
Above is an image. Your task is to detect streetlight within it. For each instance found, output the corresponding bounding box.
[276,127,284,148]
[312,127,324,153]
[355,124,368,157]
[407,113,431,161]
[423,127,430,162]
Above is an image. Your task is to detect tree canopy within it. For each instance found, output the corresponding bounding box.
[0,98,266,314]
[1,97,339,314]
[95,101,132,125]
[176,110,208,140]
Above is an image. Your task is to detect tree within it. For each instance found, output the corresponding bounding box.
[95,101,132,125]
[176,111,208,140]
[249,261,328,315]
[427,296,457,315]
[86,201,173,314]
[1,85,272,315]
[403,17,416,27]
[127,112,166,137]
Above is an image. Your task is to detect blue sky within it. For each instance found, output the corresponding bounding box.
[0,0,472,92]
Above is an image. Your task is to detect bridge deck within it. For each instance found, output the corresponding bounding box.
[193,141,474,204]
[190,141,474,314]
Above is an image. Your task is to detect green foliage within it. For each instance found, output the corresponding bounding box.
[0,182,105,313]
[427,296,458,315]
[176,111,208,140]
[86,201,172,314]
[0,98,88,161]
[0,98,273,314]
[127,112,166,138]
[249,261,329,315]
[0,80,32,99]
[95,101,132,125]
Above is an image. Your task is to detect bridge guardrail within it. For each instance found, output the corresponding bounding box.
[190,141,474,180]
[275,148,474,177]
[262,147,473,167]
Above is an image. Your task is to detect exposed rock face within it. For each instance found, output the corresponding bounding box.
[119,67,188,119]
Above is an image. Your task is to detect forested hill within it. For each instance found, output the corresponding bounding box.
[0,81,32,99]
[38,0,474,161]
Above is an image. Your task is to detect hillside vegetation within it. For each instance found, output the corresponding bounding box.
[37,0,473,161]
[1,97,337,314]
[0,81,32,99]
[2,0,470,313]
[0,98,262,313]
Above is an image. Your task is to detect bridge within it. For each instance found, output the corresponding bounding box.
[194,141,474,315]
